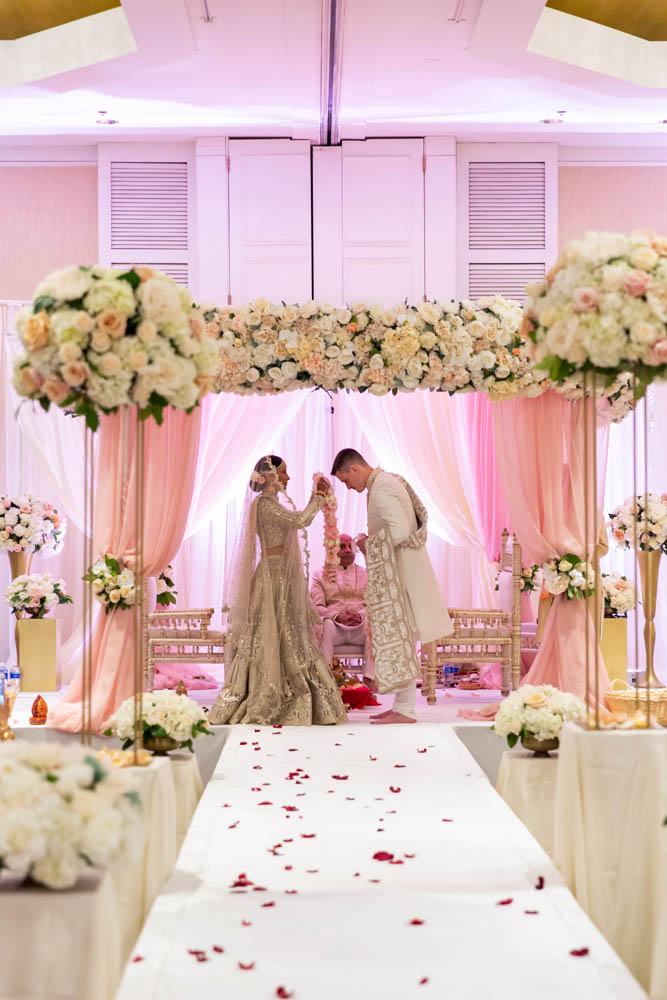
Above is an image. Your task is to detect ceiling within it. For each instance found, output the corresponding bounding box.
[1,0,667,145]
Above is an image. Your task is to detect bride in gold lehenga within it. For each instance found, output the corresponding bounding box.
[209,455,347,726]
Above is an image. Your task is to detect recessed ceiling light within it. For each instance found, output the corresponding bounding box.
[96,110,118,125]
[540,118,563,124]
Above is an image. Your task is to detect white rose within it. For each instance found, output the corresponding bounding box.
[36,266,93,303]
[139,278,183,325]
[109,589,122,603]
[246,368,260,382]
[281,361,298,379]
[631,245,659,271]
[369,355,385,371]
[58,342,82,364]
[97,352,122,377]
[406,358,423,379]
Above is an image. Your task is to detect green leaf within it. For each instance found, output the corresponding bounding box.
[507,732,518,748]
[33,295,56,314]
[45,773,59,783]
[118,269,140,290]
[124,789,141,808]
[38,397,51,413]
[84,754,106,788]
[564,554,581,566]
[103,727,113,737]
[121,738,133,751]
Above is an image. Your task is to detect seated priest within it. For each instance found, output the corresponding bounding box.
[310,534,374,684]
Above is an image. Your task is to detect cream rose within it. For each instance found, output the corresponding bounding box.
[91,330,111,353]
[523,691,548,709]
[97,353,122,377]
[108,589,122,604]
[129,349,148,372]
[631,245,659,271]
[58,342,82,364]
[139,278,182,324]
[22,311,51,351]
[137,321,157,344]
[61,361,90,387]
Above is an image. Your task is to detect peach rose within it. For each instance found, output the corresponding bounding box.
[91,330,111,353]
[650,339,667,365]
[572,287,600,312]
[42,377,70,404]
[98,352,121,377]
[62,361,90,387]
[135,266,156,283]
[22,311,50,351]
[188,314,205,339]
[129,349,148,372]
[96,309,127,340]
[73,312,94,334]
[652,236,667,256]
[613,528,625,541]
[622,270,651,297]
[14,365,43,394]
[137,320,157,344]
[523,691,548,709]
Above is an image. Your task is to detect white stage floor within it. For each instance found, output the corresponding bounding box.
[116,721,644,1000]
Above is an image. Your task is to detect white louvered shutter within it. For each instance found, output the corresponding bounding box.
[98,144,195,286]
[456,144,557,300]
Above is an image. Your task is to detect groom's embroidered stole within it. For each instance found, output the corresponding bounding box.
[365,470,425,694]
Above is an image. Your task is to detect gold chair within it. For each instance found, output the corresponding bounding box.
[144,607,225,689]
[420,530,522,703]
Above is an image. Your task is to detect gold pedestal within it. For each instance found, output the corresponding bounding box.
[600,617,628,684]
[16,619,57,691]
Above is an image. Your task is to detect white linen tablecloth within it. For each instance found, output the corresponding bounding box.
[0,870,121,1000]
[554,722,667,998]
[496,747,558,856]
[0,752,203,999]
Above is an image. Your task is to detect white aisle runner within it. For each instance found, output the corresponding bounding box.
[118,724,644,1000]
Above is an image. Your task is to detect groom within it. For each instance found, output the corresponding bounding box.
[331,449,452,724]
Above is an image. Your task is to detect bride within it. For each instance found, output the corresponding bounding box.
[209,455,347,726]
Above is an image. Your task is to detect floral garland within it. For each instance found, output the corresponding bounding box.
[523,230,667,393]
[204,296,635,419]
[492,685,586,748]
[313,472,340,581]
[0,494,66,555]
[105,690,211,752]
[542,554,595,600]
[601,573,637,617]
[609,493,667,552]
[5,573,72,619]
[12,265,219,430]
[156,565,178,607]
[83,554,135,613]
[0,742,143,889]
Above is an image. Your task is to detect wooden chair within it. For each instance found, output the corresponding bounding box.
[420,530,522,703]
[144,607,225,689]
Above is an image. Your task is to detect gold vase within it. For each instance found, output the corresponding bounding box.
[520,733,560,757]
[637,548,664,688]
[8,550,33,581]
[143,735,180,756]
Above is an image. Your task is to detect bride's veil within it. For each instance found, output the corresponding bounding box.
[222,457,280,667]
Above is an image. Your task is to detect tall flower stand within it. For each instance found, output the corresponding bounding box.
[600,616,627,684]
[16,618,57,691]
[638,548,663,687]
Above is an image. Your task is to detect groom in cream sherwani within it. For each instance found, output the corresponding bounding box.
[331,448,452,724]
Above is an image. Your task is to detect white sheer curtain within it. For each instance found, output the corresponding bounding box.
[344,391,496,607]
[0,303,97,676]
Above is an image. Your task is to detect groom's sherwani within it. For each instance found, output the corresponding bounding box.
[366,468,452,695]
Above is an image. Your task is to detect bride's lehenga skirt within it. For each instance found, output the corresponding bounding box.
[209,556,346,726]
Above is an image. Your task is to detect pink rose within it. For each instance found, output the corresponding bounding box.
[623,270,651,297]
[649,339,667,365]
[2,500,10,509]
[13,545,22,553]
[572,287,600,311]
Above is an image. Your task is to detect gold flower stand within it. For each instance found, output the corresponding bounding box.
[16,618,57,691]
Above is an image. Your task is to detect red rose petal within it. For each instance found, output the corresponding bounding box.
[389,860,404,865]
[276,988,294,998]
[535,876,545,890]
[345,797,355,801]
[228,823,238,829]
[373,851,394,861]
[369,756,377,761]
[394,764,406,768]
[417,748,427,753]
[253,766,262,770]
[196,955,208,962]
[284,865,293,870]
[496,898,513,906]
[332,775,349,780]
[213,945,224,953]
[419,977,429,985]
[132,956,144,963]
[409,919,425,926]
[240,741,247,745]
[188,949,206,956]
[524,910,539,915]
[442,819,453,823]
[232,875,254,887]
[389,786,401,793]
[239,961,255,970]
[301,833,316,839]
[285,890,298,894]
[570,948,589,957]
[306,869,319,873]
[258,802,273,806]
[242,920,252,927]
[404,853,416,858]
[289,748,299,752]
[368,878,381,883]
[262,902,276,908]
[252,886,267,892]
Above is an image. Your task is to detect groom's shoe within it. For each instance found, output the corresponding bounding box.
[370,710,393,720]
[370,712,416,725]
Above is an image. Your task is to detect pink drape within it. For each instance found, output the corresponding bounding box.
[49,407,202,733]
[493,391,609,703]
[460,394,512,563]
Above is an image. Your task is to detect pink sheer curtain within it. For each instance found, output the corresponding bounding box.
[49,407,202,733]
[493,391,609,703]
[460,394,512,563]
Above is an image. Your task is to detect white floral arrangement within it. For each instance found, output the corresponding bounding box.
[156,565,177,607]
[5,572,72,619]
[609,493,667,552]
[105,690,211,752]
[0,742,143,890]
[601,573,637,617]
[0,494,66,555]
[12,265,219,430]
[523,230,667,389]
[493,685,587,747]
[494,563,541,593]
[542,554,595,600]
[83,554,135,613]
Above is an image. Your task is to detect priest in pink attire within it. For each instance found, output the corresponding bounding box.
[310,534,374,684]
